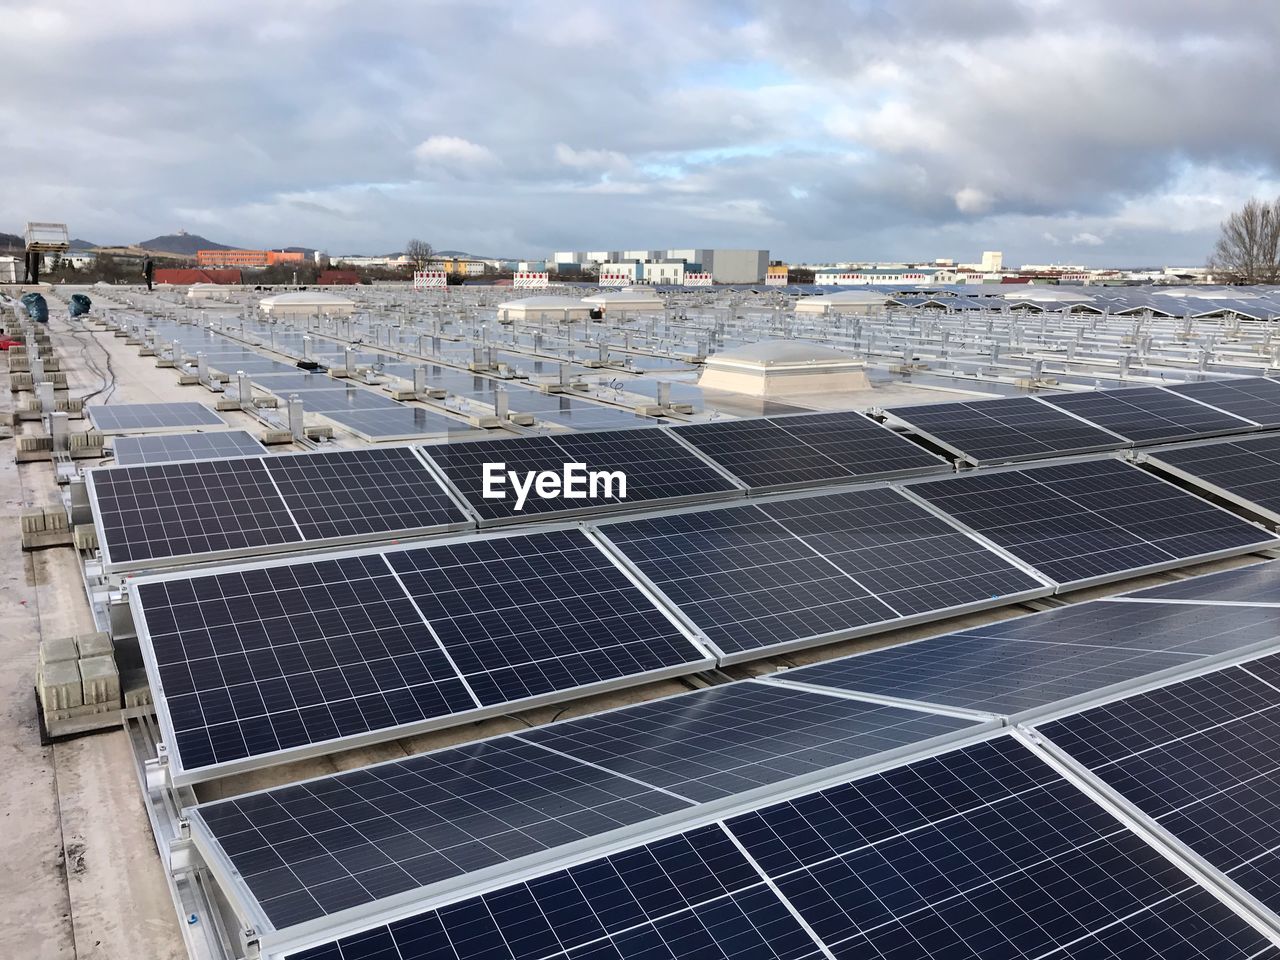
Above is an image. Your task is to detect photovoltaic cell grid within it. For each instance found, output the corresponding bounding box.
[1040,656,1280,920]
[86,402,227,434]
[134,530,708,780]
[1040,386,1256,443]
[111,430,266,465]
[91,458,304,564]
[904,458,1277,586]
[778,599,1280,717]
[603,488,1043,657]
[520,681,978,802]
[137,553,476,776]
[385,530,707,707]
[424,428,739,522]
[89,448,469,567]
[320,407,468,441]
[193,682,977,929]
[193,735,694,928]
[264,447,469,540]
[672,410,945,489]
[288,738,1279,960]
[1146,433,1280,521]
[1124,560,1280,604]
[1165,376,1280,427]
[883,395,1124,464]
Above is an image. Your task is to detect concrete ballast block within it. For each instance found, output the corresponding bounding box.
[39,636,79,667]
[79,655,121,706]
[40,659,84,711]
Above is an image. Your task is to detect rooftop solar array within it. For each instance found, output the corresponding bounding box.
[671,410,947,490]
[1040,655,1280,922]
[189,681,978,931]
[600,488,1048,661]
[424,428,741,523]
[282,737,1279,960]
[882,395,1125,465]
[131,529,711,782]
[1039,386,1257,444]
[903,458,1277,587]
[111,429,266,465]
[776,598,1280,719]
[1164,376,1280,427]
[1123,559,1280,604]
[87,447,471,570]
[1145,433,1280,523]
[86,401,227,434]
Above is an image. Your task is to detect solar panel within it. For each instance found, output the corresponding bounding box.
[777,599,1280,718]
[263,447,469,540]
[601,489,1045,660]
[904,459,1277,587]
[1146,433,1280,524]
[386,530,709,707]
[132,530,710,782]
[89,458,303,566]
[726,737,1274,960]
[1040,656,1280,920]
[672,411,946,490]
[88,448,472,570]
[289,824,828,960]
[190,681,977,932]
[1040,387,1256,443]
[1164,376,1280,427]
[87,402,227,434]
[287,738,1279,960]
[1123,560,1280,604]
[190,735,693,928]
[111,429,265,465]
[425,428,741,523]
[520,681,979,802]
[320,407,472,441]
[882,395,1125,464]
[274,388,400,412]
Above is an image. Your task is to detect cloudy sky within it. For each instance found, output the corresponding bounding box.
[2,0,1277,265]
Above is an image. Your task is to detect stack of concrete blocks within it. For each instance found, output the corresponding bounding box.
[37,631,122,727]
[20,504,74,548]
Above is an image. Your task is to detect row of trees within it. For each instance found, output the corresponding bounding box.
[1211,197,1280,284]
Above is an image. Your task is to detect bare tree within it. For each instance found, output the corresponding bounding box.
[404,238,434,271]
[1210,197,1280,284]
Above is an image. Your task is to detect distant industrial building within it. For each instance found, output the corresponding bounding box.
[549,247,768,283]
[197,249,305,268]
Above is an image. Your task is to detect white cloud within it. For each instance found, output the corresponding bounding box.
[954,187,993,214]
[1071,232,1104,246]
[553,143,632,173]
[412,136,497,173]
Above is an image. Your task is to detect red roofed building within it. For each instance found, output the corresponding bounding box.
[318,269,359,285]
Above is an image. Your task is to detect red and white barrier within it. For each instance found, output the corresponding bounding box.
[514,271,549,289]
[413,271,447,290]
[598,273,631,287]
[683,273,712,287]
[765,273,788,286]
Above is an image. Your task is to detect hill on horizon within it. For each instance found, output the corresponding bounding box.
[138,233,232,255]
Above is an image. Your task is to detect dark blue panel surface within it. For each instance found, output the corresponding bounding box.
[905,459,1275,585]
[885,396,1123,463]
[781,600,1280,716]
[1042,387,1254,443]
[196,735,692,928]
[1041,656,1280,916]
[265,447,468,540]
[387,530,706,705]
[521,681,977,802]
